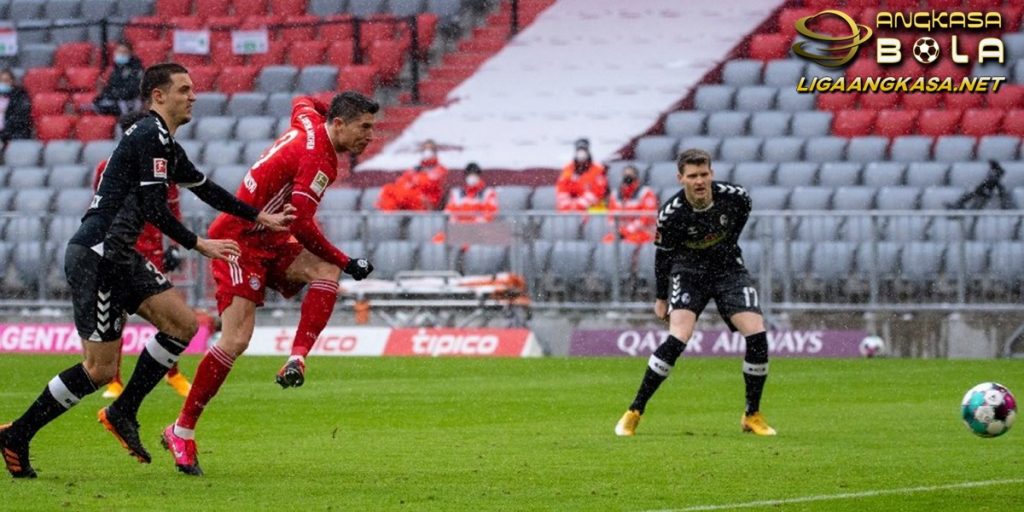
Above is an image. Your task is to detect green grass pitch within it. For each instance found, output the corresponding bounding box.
[1,355,1021,511]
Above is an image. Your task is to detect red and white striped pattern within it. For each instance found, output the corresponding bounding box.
[309,279,339,294]
[227,254,243,286]
[251,184,293,233]
[207,345,235,369]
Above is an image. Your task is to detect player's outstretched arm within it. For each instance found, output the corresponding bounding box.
[256,204,296,232]
[138,183,199,249]
[194,237,241,262]
[289,193,374,280]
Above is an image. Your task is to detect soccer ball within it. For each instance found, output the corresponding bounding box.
[961,382,1016,438]
[859,335,885,358]
[912,37,940,64]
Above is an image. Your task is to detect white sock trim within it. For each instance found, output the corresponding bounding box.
[173,424,195,440]
[48,375,81,409]
[743,362,769,376]
[145,337,181,368]
[648,355,672,377]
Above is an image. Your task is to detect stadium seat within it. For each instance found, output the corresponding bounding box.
[720,137,762,162]
[1002,163,1024,189]
[885,216,929,242]
[325,40,356,68]
[23,68,62,96]
[53,42,96,70]
[53,187,94,214]
[4,141,44,167]
[761,137,804,163]
[901,93,940,110]
[322,215,362,244]
[337,65,377,95]
[538,216,581,240]
[920,186,963,210]
[308,0,344,16]
[256,65,299,93]
[889,136,933,162]
[833,186,876,211]
[63,66,101,92]
[986,85,1024,109]
[817,93,857,112]
[749,112,790,137]
[855,242,901,284]
[31,91,69,119]
[721,59,762,86]
[81,140,116,169]
[12,187,53,214]
[972,217,1019,242]
[899,242,944,284]
[706,112,749,137]
[762,59,805,87]
[732,162,775,187]
[493,186,531,212]
[1001,109,1024,137]
[990,242,1024,287]
[943,241,989,284]
[280,14,318,41]
[796,216,841,241]
[369,39,406,85]
[42,140,82,166]
[8,168,49,188]
[804,137,847,163]
[265,92,296,118]
[225,92,268,117]
[818,162,860,187]
[404,215,444,242]
[775,162,817,187]
[647,162,681,189]
[203,141,243,166]
[748,33,790,60]
[48,164,90,189]
[75,115,116,142]
[155,0,190,16]
[544,241,594,299]
[132,40,171,67]
[371,240,417,279]
[833,110,876,137]
[248,40,288,67]
[633,136,677,163]
[807,241,856,289]
[416,243,451,272]
[790,111,831,137]
[35,115,74,141]
[875,187,920,210]
[862,162,905,187]
[50,21,88,46]
[196,0,231,17]
[677,136,721,159]
[694,85,735,111]
[944,92,983,112]
[749,186,789,210]
[905,162,948,188]
[918,109,961,137]
[948,162,989,189]
[271,0,306,16]
[846,136,889,163]
[961,109,1004,137]
[241,139,272,163]
[213,164,249,191]
[216,66,259,94]
[178,140,205,163]
[295,66,338,93]
[775,88,816,111]
[234,0,269,17]
[927,217,965,241]
[530,186,557,210]
[734,86,777,111]
[664,111,706,138]
[859,92,899,110]
[234,116,276,141]
[874,109,917,138]
[193,93,228,117]
[210,39,246,67]
[288,40,328,69]
[933,136,976,163]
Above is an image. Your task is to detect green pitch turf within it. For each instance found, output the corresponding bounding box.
[1,356,1021,511]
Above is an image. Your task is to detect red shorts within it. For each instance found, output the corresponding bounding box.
[211,242,305,314]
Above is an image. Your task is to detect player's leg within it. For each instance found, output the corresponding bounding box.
[102,350,125,398]
[616,273,706,436]
[716,276,775,436]
[275,247,341,388]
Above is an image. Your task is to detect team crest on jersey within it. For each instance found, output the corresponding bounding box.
[153,158,168,178]
[720,214,728,226]
[249,275,261,291]
[311,171,330,196]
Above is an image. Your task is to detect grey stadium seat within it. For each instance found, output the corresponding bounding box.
[694,85,735,111]
[818,162,861,186]
[18,43,55,68]
[771,240,812,280]
[226,92,268,117]
[948,162,989,188]
[711,162,734,182]
[796,216,842,241]
[309,0,346,16]
[371,241,417,279]
[763,60,806,86]
[841,216,878,241]
[8,167,48,188]
[235,116,276,140]
[775,162,817,187]
[862,162,905,187]
[44,0,80,18]
[905,162,949,187]
[417,243,452,272]
[664,111,706,137]
[972,62,1010,79]
[9,242,50,292]
[832,186,876,210]
[319,188,361,212]
[195,116,236,140]
[116,0,153,18]
[4,218,45,242]
[4,140,44,167]
[719,137,762,162]
[721,59,763,86]
[180,192,215,217]
[266,92,298,118]
[706,112,749,137]
[427,0,462,21]
[348,0,387,16]
[633,136,677,162]
[855,241,902,281]
[677,136,721,159]
[972,217,1019,241]
[944,241,989,278]
[875,187,920,210]
[804,137,847,163]
[390,0,425,16]
[322,215,361,243]
[53,187,94,215]
[530,186,556,210]
[927,217,967,241]
[775,88,816,111]
[734,86,777,111]
[791,111,833,137]
[583,217,613,242]
[846,137,889,163]
[296,66,338,94]
[889,136,933,162]
[359,187,381,210]
[732,162,775,187]
[0,188,12,210]
[462,245,508,275]
[42,140,82,166]
[1003,162,1024,188]
[809,241,856,281]
[177,140,204,162]
[494,186,531,211]
[174,121,195,139]
[933,136,976,163]
[81,141,116,170]
[538,216,581,240]
[761,136,804,163]
[47,215,80,242]
[976,135,1019,161]
[243,139,273,163]
[48,164,90,188]
[405,215,444,242]
[81,0,116,19]
[50,21,89,46]
[989,242,1024,284]
[275,117,292,137]
[366,215,403,240]
[749,186,789,210]
[192,93,227,116]
[12,188,53,213]
[749,112,791,137]
[592,243,635,287]
[738,240,762,274]
[647,162,680,189]
[789,186,832,209]
[212,164,249,191]
[899,242,944,282]
[885,217,929,241]
[257,66,299,93]
[920,186,963,210]
[547,240,593,280]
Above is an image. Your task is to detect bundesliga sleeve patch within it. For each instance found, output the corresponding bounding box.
[311,170,330,197]
[153,158,168,178]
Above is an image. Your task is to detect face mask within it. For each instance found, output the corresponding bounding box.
[422,149,437,161]
[0,83,11,94]
[622,175,636,185]
[465,174,480,187]
[114,54,130,65]
[574,149,589,163]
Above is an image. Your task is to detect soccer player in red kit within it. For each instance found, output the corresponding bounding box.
[161,92,378,476]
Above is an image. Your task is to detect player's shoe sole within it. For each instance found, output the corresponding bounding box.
[614,410,642,437]
[98,406,151,463]
[165,373,192,397]
[0,423,36,479]
[160,425,203,476]
[275,359,305,389]
[741,412,777,436]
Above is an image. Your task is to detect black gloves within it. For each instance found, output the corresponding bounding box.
[163,246,184,272]
[344,258,374,280]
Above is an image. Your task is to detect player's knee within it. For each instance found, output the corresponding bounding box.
[166,315,199,341]
[218,333,250,357]
[310,262,341,282]
[83,360,118,385]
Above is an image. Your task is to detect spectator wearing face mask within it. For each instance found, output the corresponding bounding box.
[93,42,144,116]
[377,139,449,211]
[605,164,659,244]
[445,162,498,223]
[0,68,33,143]
[556,138,607,211]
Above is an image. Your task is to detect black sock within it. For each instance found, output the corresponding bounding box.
[9,363,96,443]
[112,332,188,418]
[743,331,769,415]
[629,335,687,414]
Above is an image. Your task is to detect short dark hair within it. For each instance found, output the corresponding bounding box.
[117,110,149,132]
[140,62,189,100]
[676,148,712,173]
[328,91,379,122]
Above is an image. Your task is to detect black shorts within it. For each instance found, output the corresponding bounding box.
[667,269,762,331]
[66,243,173,342]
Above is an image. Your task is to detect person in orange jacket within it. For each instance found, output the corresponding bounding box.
[605,164,659,244]
[556,138,607,211]
[377,139,448,210]
[445,163,498,223]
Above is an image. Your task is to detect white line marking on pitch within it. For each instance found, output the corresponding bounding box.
[641,478,1024,512]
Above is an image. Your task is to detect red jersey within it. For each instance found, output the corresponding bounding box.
[93,159,181,269]
[207,96,351,268]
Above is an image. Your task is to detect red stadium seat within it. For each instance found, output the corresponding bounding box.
[172,53,210,67]
[216,65,258,93]
[188,65,220,92]
[280,15,317,41]
[777,8,813,37]
[442,51,488,69]
[211,40,245,67]
[133,40,171,67]
[338,65,377,96]
[412,80,459,105]
[999,7,1022,32]
[458,36,506,53]
[927,60,969,81]
[415,13,438,59]
[241,14,283,38]
[427,66,474,83]
[53,42,96,70]
[207,16,242,49]
[986,85,1024,109]
[195,0,231,18]
[325,40,355,68]
[918,109,962,137]
[76,115,117,141]
[247,40,287,67]
[885,0,919,10]
[748,33,791,60]
[1001,109,1024,137]
[170,16,205,30]
[36,115,75,141]
[31,92,70,119]
[875,109,918,138]
[124,17,163,46]
[361,16,398,51]
[928,0,961,8]
[944,92,984,111]
[902,93,941,110]
[832,109,876,137]
[155,0,191,17]
[22,67,62,95]
[287,40,328,68]
[887,55,926,78]
[961,108,1004,137]
[368,40,405,86]
[319,15,354,44]
[817,93,857,112]
[71,92,94,113]
[846,58,884,80]
[233,0,269,17]
[270,0,306,17]
[63,67,101,92]
[970,0,1001,10]
[860,92,899,110]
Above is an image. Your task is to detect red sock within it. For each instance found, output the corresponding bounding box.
[290,280,339,358]
[176,346,235,430]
